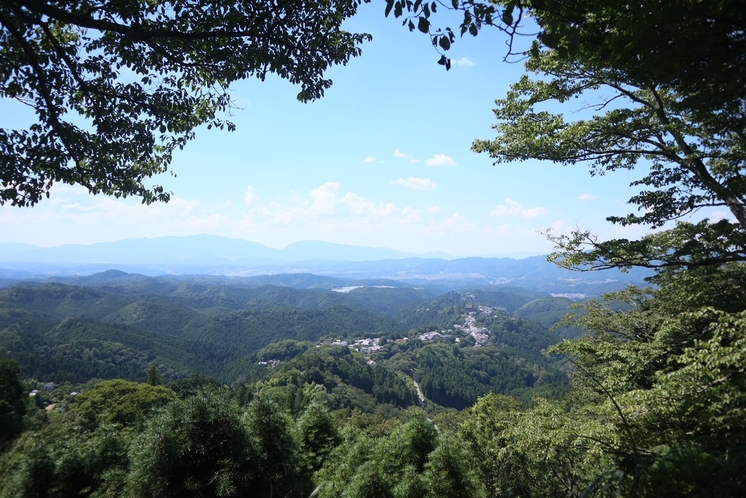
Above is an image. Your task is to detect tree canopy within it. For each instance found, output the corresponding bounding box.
[0,358,26,448]
[384,1,746,492]
[388,0,746,115]
[392,0,746,273]
[0,0,370,206]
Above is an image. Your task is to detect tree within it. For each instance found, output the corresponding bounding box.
[545,277,746,495]
[295,400,341,472]
[470,45,746,272]
[316,413,485,498]
[461,394,611,497]
[0,0,370,206]
[0,358,26,448]
[128,390,258,497]
[384,0,746,272]
[384,1,746,493]
[386,0,746,120]
[72,379,175,429]
[146,364,161,386]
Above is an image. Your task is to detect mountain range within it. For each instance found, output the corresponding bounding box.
[0,235,654,296]
[0,235,451,264]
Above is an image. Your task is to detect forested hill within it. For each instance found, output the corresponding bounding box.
[0,274,572,393]
[0,284,403,383]
[0,274,576,497]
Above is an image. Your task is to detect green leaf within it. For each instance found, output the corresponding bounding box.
[418,17,430,34]
[385,0,395,17]
[0,0,371,207]
[439,36,451,51]
[539,31,561,48]
[502,8,514,26]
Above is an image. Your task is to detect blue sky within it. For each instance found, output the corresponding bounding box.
[0,4,675,257]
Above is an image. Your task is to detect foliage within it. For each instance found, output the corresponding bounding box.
[461,394,613,497]
[524,0,746,124]
[381,0,746,274]
[0,357,26,448]
[253,345,418,414]
[406,341,565,410]
[1,278,573,412]
[243,394,307,497]
[445,1,745,273]
[0,282,413,384]
[316,412,484,498]
[380,4,746,494]
[477,55,742,264]
[72,379,175,429]
[545,276,746,495]
[0,277,648,495]
[1,386,319,498]
[295,401,341,472]
[127,390,258,497]
[1,0,371,206]
[0,413,131,497]
[386,0,746,124]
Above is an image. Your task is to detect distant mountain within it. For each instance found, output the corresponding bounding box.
[0,235,278,264]
[278,240,420,261]
[0,235,451,264]
[0,236,654,296]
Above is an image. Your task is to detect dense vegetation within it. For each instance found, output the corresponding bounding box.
[2,0,745,496]
[0,275,567,391]
[5,259,742,497]
[0,280,416,383]
[0,275,577,495]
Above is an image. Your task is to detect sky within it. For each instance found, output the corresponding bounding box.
[0,3,694,257]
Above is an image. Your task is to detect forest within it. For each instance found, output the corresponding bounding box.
[2,0,745,496]
[2,258,744,496]
[0,275,577,496]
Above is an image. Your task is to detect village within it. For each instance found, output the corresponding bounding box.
[258,302,503,368]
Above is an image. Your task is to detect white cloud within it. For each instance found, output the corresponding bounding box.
[578,193,596,201]
[393,149,407,158]
[309,182,340,215]
[243,182,417,231]
[224,200,234,208]
[410,159,420,164]
[490,198,548,218]
[425,154,457,167]
[390,177,438,191]
[711,210,732,222]
[457,57,475,67]
[544,220,573,237]
[0,180,566,256]
[364,156,376,163]
[0,184,211,245]
[339,192,399,217]
[244,186,259,205]
[425,214,476,236]
[402,206,422,222]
